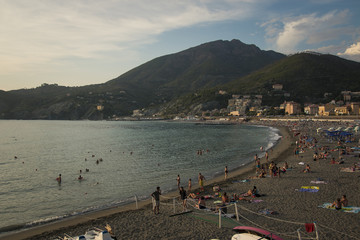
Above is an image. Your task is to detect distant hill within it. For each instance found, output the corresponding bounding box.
[1,40,360,120]
[225,52,360,98]
[105,39,285,102]
[0,40,285,119]
[160,53,360,115]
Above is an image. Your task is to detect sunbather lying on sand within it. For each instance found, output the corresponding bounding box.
[303,164,311,173]
[330,198,342,210]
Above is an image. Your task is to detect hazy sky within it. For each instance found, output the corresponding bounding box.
[1,0,359,91]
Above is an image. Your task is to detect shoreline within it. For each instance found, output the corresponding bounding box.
[4,118,360,240]
[0,125,290,240]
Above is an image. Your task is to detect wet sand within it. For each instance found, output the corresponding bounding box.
[2,120,360,240]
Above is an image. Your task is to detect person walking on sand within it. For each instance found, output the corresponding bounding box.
[151,187,161,215]
[224,166,228,179]
[198,173,205,191]
[179,186,187,212]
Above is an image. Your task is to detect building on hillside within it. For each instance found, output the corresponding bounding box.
[318,103,335,116]
[229,111,240,116]
[343,94,351,102]
[334,106,349,115]
[272,84,283,90]
[97,105,104,111]
[227,95,262,116]
[132,109,143,117]
[284,101,301,115]
[304,104,319,115]
[349,102,360,115]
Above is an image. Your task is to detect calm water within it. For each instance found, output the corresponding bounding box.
[0,120,280,233]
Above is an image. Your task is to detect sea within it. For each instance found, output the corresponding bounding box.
[0,120,281,234]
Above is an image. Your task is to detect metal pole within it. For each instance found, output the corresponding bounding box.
[218,209,222,228]
[234,203,239,221]
[314,222,319,240]
[135,195,138,209]
[297,228,302,240]
[173,198,176,214]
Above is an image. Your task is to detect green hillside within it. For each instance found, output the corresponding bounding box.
[160,53,360,115]
[1,41,360,120]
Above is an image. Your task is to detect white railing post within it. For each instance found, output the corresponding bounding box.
[135,195,138,209]
[218,209,222,228]
[173,198,176,214]
[314,222,319,240]
[234,203,239,221]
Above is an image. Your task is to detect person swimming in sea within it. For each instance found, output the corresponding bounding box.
[56,174,62,183]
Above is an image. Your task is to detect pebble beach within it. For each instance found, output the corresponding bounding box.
[2,119,360,240]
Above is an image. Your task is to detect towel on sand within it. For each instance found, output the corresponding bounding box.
[310,180,328,184]
[297,186,319,192]
[232,179,249,183]
[340,167,358,172]
[318,203,360,213]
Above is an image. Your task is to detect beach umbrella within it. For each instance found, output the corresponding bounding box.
[354,126,359,133]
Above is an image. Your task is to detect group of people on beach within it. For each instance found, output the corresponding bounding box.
[149,119,360,220]
[151,172,207,214]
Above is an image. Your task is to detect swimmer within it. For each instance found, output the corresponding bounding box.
[56,174,62,183]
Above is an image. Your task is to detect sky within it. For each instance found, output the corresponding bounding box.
[1,0,360,91]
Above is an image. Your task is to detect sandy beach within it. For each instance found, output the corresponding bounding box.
[2,119,360,240]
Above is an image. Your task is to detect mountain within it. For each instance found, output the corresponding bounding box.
[1,40,360,120]
[0,40,285,119]
[105,39,285,103]
[160,52,360,115]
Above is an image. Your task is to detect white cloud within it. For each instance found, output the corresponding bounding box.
[337,42,360,62]
[0,0,256,75]
[341,42,360,55]
[262,10,352,53]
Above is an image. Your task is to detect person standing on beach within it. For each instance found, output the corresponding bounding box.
[198,173,205,191]
[265,151,269,163]
[188,178,192,192]
[255,158,261,174]
[224,166,228,179]
[179,186,187,212]
[151,187,161,215]
[176,175,181,189]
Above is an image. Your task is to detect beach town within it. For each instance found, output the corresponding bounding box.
[1,117,359,240]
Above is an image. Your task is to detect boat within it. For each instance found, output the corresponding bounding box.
[232,226,283,240]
